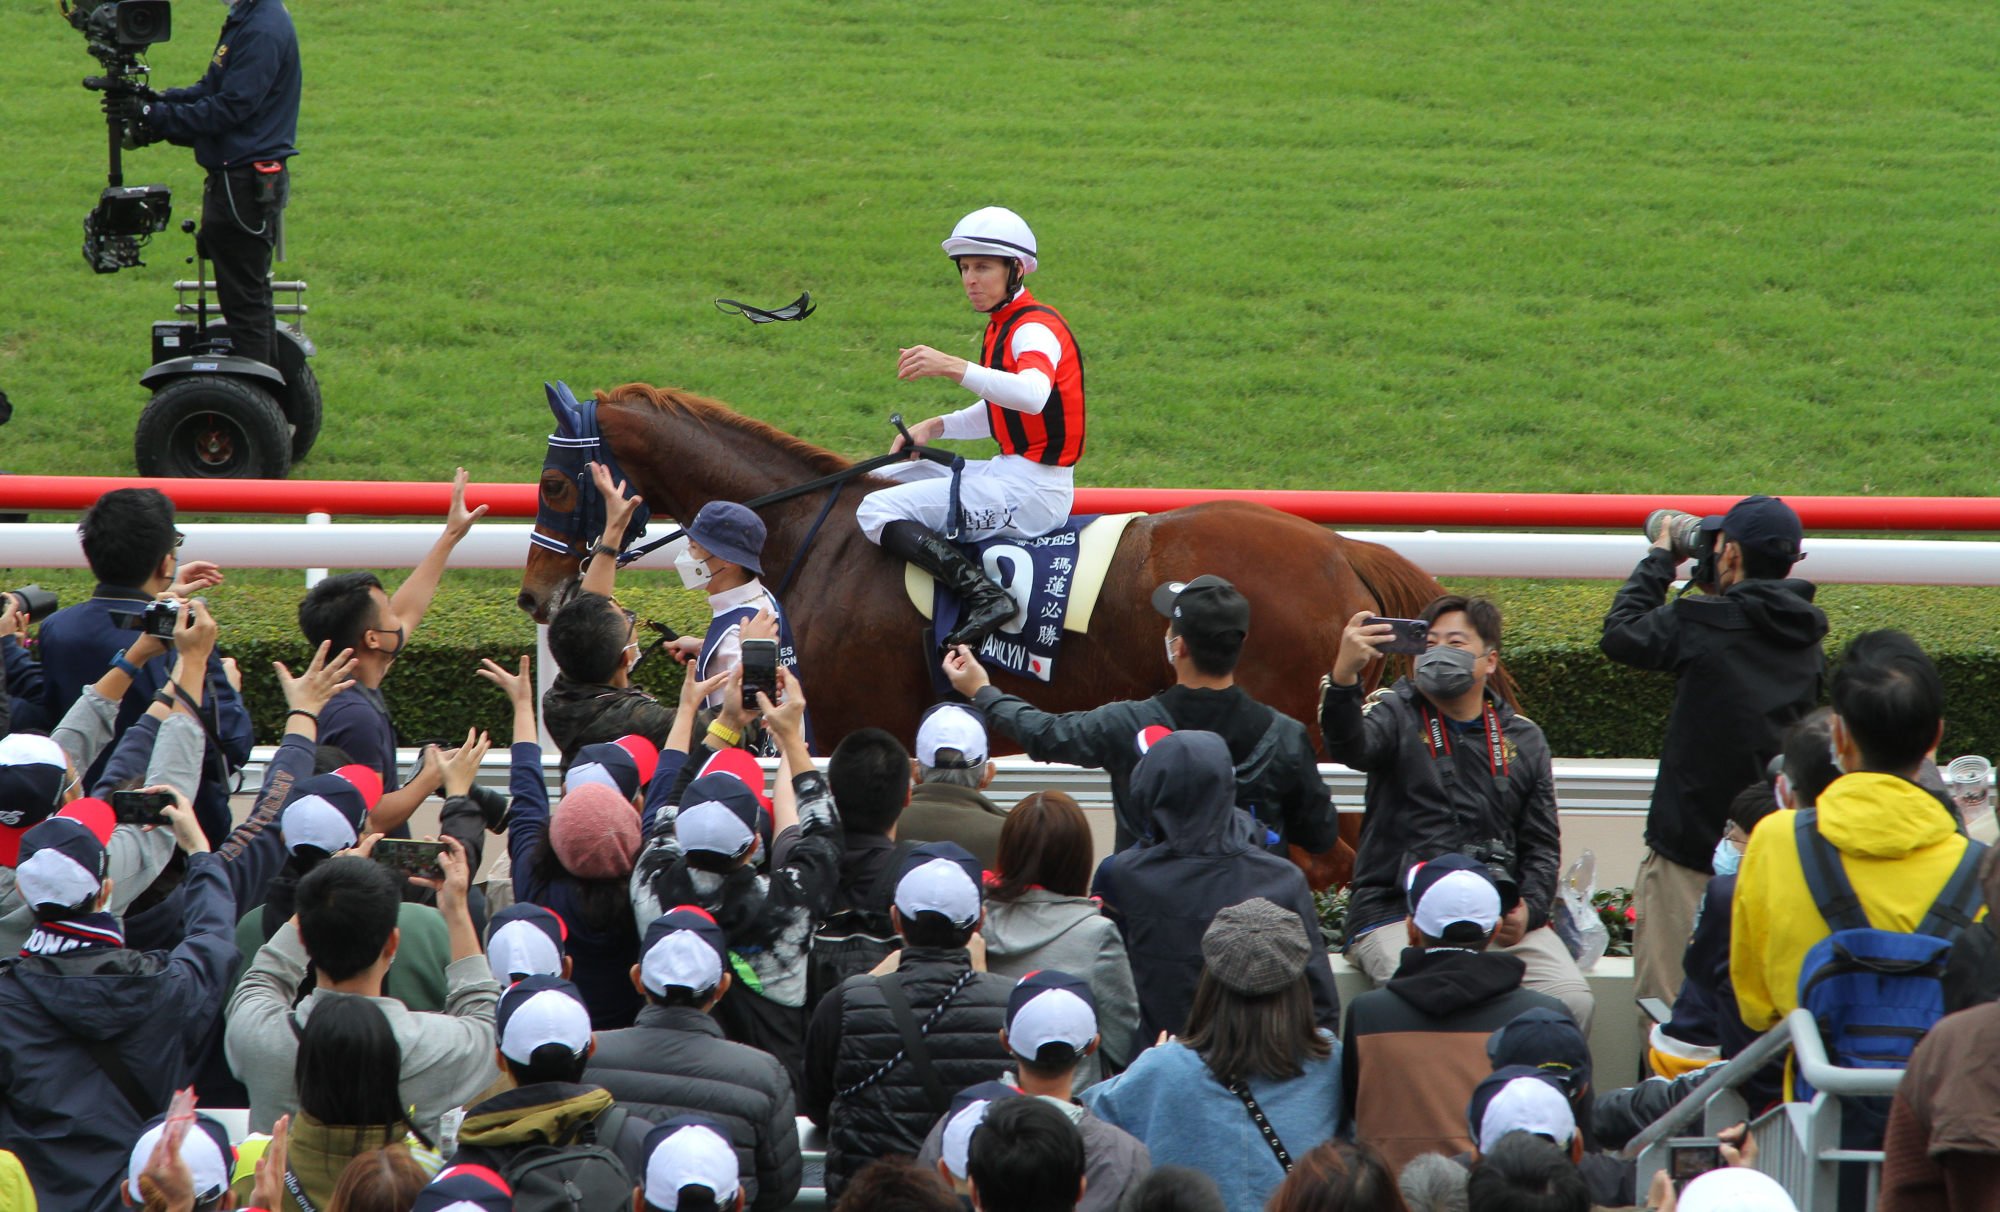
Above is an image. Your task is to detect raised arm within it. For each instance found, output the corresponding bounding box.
[578,462,642,598]
[387,468,488,642]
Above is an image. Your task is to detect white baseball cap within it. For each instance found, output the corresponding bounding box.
[640,908,729,997]
[1407,854,1503,939]
[917,704,988,768]
[1006,971,1098,1060]
[940,1082,1020,1180]
[1471,1068,1576,1156]
[125,1114,234,1206]
[894,844,983,929]
[496,977,592,1065]
[643,1120,740,1211]
[485,904,567,985]
[1678,1168,1799,1212]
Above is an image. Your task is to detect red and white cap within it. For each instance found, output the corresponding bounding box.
[280,765,384,855]
[563,735,660,800]
[15,799,116,909]
[0,733,72,865]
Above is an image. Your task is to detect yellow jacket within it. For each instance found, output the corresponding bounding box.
[1732,772,1975,1031]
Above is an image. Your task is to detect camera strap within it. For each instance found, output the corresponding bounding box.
[1421,702,1509,790]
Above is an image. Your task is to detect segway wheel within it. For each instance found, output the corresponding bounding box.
[135,376,293,479]
[286,359,324,463]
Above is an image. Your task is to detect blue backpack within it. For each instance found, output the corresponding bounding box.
[1793,808,1986,1106]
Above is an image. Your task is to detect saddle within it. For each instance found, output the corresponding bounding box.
[904,513,1142,682]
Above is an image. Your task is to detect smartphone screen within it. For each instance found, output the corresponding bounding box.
[1668,1139,1724,1191]
[111,789,175,827]
[373,839,447,880]
[1366,616,1431,656]
[740,638,780,711]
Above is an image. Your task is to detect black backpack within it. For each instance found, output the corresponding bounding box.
[502,1106,636,1212]
[808,841,918,1006]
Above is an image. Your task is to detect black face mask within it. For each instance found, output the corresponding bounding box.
[372,625,406,657]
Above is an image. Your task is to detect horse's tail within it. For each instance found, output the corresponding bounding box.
[1341,536,1524,709]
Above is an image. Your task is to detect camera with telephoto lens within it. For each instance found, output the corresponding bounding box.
[110,597,192,639]
[63,0,174,272]
[1460,838,1521,914]
[1644,508,1721,588]
[4,586,59,624]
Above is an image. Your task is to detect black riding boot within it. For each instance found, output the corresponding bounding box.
[881,520,1016,650]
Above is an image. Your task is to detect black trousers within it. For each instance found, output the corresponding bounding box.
[199,162,289,367]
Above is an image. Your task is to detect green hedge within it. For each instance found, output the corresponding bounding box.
[7,568,2000,759]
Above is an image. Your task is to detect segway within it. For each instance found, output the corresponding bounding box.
[133,218,320,478]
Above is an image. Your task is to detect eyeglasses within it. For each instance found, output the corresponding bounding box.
[172,531,186,549]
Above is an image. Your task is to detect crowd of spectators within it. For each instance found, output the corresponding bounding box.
[1,484,1995,1212]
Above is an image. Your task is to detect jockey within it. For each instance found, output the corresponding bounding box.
[858,206,1086,650]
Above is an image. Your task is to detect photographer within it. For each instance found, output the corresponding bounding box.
[35,488,250,845]
[119,0,299,368]
[1321,595,1591,1031]
[1601,495,1826,1012]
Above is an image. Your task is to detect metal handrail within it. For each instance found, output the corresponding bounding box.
[1625,1009,1903,1211]
[1618,1014,1797,1160]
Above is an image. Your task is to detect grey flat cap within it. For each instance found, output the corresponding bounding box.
[1201,897,1312,996]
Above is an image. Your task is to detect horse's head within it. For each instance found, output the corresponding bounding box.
[517,381,652,622]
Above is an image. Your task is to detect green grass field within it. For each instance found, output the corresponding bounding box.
[3,0,1996,495]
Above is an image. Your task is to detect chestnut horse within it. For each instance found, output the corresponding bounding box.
[518,383,1457,884]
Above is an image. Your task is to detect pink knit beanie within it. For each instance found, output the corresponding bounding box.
[550,783,641,880]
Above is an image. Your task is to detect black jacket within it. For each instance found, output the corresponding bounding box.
[975,683,1336,852]
[1089,731,1340,1043]
[587,1004,803,1212]
[1601,551,1828,872]
[0,854,237,1211]
[541,673,676,774]
[803,947,1015,1199]
[149,0,301,169]
[1320,678,1561,937]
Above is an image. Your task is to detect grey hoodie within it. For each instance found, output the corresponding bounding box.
[983,888,1141,1081]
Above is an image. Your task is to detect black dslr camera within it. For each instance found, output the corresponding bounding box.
[63,0,174,272]
[3,586,59,623]
[1460,838,1522,914]
[111,597,186,639]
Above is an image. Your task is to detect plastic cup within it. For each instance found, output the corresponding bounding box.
[1947,755,1994,840]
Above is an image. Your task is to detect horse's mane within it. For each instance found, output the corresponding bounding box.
[595,382,853,476]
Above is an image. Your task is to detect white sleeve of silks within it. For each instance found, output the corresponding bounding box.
[957,322,1061,415]
[937,400,993,440]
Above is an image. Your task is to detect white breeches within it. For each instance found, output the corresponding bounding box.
[856,454,1074,544]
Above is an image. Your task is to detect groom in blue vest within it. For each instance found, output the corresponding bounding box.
[666,501,812,753]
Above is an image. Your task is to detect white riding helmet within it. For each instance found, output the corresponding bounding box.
[942,206,1038,274]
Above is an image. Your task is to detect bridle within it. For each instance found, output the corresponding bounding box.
[534,381,966,594]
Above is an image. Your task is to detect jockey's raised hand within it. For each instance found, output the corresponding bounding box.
[896,346,968,384]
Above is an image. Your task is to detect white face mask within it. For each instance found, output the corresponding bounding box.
[1164,633,1177,669]
[674,551,713,591]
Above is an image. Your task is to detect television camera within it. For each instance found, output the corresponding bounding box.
[63,0,175,272]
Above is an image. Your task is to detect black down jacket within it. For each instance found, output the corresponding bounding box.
[803,947,1014,1199]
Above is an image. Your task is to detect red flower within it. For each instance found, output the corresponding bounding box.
[1625,906,1638,923]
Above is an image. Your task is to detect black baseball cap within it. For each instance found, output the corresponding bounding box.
[1700,495,1803,564]
[1151,575,1250,644]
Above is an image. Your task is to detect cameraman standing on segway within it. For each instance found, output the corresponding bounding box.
[113,0,299,369]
